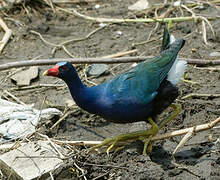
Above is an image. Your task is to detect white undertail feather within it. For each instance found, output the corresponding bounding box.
[167,34,187,85]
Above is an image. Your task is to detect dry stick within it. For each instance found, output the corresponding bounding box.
[37,133,65,159]
[181,93,220,100]
[30,26,105,58]
[57,6,217,23]
[1,116,219,151]
[43,0,55,12]
[0,17,12,53]
[102,49,137,58]
[201,19,209,45]
[0,57,220,71]
[49,172,54,180]
[53,0,99,3]
[181,78,199,85]
[58,5,217,45]
[52,117,220,147]
[181,4,215,45]
[53,26,105,57]
[30,30,59,47]
[3,90,26,105]
[73,161,87,180]
[50,109,76,130]
[132,36,161,46]
[10,83,65,91]
[172,126,195,155]
[194,66,220,71]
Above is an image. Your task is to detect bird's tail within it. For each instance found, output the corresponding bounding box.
[161,27,187,85]
[161,27,180,52]
[160,27,171,52]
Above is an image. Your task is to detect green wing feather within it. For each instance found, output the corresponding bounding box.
[108,39,185,105]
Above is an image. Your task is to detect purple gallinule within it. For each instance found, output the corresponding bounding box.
[43,28,186,154]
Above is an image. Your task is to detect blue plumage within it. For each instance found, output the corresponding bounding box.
[44,29,186,124]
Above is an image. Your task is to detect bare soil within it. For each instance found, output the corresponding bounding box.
[0,1,220,179]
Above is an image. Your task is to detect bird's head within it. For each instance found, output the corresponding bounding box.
[43,62,76,80]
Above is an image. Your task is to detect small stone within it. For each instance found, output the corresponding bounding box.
[94,4,100,9]
[116,31,123,36]
[209,51,220,57]
[65,99,76,108]
[99,23,106,27]
[181,25,191,34]
[168,169,183,177]
[173,0,181,7]
[86,64,109,77]
[131,63,138,67]
[216,157,220,165]
[128,0,151,11]
[11,66,38,86]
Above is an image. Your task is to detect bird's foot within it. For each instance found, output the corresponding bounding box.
[89,104,182,155]
[142,104,182,154]
[89,117,159,155]
[143,104,182,154]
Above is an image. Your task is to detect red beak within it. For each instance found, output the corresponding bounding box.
[43,65,59,77]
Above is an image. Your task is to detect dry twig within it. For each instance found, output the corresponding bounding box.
[0,17,12,53]
[37,133,65,159]
[53,0,99,3]
[73,161,87,180]
[57,7,217,23]
[50,109,76,130]
[1,117,219,155]
[30,26,105,58]
[3,90,26,105]
[9,83,65,91]
[0,57,220,71]
[181,93,220,100]
[194,66,220,71]
[52,117,220,154]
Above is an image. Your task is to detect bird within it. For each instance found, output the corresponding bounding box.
[43,28,187,155]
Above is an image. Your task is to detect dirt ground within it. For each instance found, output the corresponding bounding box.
[0,1,220,179]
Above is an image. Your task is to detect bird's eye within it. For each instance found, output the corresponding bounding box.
[60,66,68,71]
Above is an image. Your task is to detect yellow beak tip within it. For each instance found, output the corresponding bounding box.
[42,71,48,76]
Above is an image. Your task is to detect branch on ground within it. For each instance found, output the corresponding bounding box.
[0,57,220,71]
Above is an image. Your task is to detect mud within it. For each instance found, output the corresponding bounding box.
[0,1,220,179]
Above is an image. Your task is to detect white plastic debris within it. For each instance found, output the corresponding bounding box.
[173,0,181,7]
[0,99,62,141]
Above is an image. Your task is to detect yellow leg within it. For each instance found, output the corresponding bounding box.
[158,104,182,130]
[146,104,182,154]
[143,117,159,155]
[89,104,182,155]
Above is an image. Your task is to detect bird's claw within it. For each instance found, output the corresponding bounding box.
[89,104,181,155]
[89,135,127,155]
[89,126,158,155]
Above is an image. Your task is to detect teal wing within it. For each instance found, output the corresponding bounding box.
[107,39,185,105]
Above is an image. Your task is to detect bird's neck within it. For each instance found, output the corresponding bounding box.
[63,72,94,110]
[64,73,86,96]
